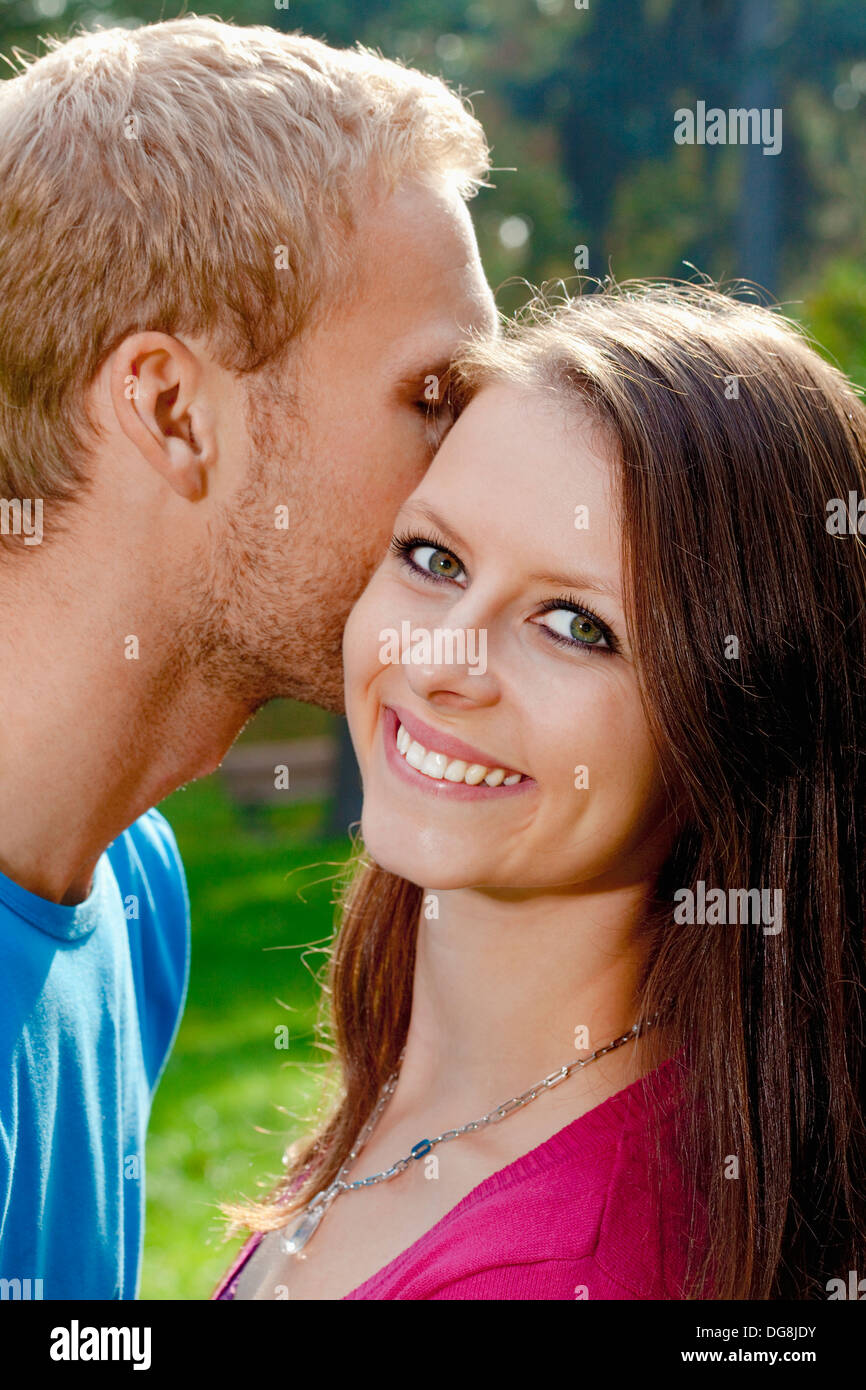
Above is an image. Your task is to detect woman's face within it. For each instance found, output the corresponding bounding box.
[343,382,674,893]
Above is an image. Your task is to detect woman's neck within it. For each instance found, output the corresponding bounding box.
[384,879,667,1126]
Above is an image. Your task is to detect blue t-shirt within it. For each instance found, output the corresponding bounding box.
[0,807,189,1299]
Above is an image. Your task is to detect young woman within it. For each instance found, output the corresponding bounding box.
[214,281,866,1301]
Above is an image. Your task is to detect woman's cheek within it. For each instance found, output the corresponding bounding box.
[601,727,669,851]
[557,691,660,834]
[344,578,388,683]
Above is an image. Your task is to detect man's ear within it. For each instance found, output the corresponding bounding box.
[108,332,217,501]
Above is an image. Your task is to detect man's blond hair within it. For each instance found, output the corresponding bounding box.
[0,17,489,508]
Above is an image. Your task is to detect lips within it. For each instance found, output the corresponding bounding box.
[388,703,525,776]
[381,704,535,801]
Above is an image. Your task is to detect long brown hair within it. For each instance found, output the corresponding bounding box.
[226,280,866,1300]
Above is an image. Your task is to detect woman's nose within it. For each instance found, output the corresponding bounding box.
[399,614,500,708]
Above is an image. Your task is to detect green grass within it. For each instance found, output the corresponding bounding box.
[140,771,354,1299]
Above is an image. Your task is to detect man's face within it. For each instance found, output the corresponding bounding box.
[199,177,497,712]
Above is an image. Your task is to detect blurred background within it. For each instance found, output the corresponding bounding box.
[3,0,866,1296]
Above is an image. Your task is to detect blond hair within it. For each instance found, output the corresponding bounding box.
[0,17,489,510]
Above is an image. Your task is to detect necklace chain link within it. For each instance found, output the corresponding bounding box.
[279,1014,660,1257]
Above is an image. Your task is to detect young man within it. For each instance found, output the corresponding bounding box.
[0,17,497,1298]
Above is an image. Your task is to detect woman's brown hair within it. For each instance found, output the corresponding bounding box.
[226,280,866,1300]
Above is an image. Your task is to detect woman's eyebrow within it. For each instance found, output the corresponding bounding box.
[527,568,623,603]
[404,502,622,604]
[403,502,468,548]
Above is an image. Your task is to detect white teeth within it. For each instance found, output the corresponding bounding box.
[405,740,426,770]
[421,750,448,778]
[394,721,524,787]
[463,764,488,785]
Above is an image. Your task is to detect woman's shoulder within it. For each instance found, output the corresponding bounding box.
[590,1049,706,1298]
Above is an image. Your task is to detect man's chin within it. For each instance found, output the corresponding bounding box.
[271,666,346,714]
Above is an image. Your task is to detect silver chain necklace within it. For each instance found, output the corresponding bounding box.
[280,1015,659,1257]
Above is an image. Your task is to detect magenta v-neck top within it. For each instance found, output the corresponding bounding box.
[212,1052,703,1301]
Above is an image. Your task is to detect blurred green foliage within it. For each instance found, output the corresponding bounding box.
[798,258,866,389]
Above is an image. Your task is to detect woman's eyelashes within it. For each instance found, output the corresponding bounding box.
[388,532,620,656]
[390,532,467,585]
[532,599,618,655]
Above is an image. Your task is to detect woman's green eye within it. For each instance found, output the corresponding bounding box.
[537,606,611,649]
[570,614,604,645]
[411,545,463,580]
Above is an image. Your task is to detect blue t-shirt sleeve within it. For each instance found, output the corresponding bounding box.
[107,807,190,1095]
[0,805,190,1298]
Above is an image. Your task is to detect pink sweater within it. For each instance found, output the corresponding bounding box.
[212,1053,703,1300]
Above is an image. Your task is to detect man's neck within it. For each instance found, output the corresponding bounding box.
[0,573,250,905]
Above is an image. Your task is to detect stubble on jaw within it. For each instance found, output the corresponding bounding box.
[176,377,350,715]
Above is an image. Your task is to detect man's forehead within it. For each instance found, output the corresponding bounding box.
[326,181,497,373]
[357,180,494,306]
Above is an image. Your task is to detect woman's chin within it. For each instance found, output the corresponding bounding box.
[359,814,477,890]
[366,852,473,892]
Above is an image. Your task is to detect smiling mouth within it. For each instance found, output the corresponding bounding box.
[393,718,527,787]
